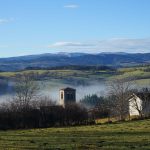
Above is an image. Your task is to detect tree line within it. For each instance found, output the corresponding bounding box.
[25,65,116,71]
[0,102,88,130]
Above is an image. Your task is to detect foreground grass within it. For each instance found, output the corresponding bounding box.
[0,119,149,150]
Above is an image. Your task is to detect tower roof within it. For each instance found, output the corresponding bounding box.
[60,87,76,91]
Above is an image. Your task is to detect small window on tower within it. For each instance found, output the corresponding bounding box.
[61,92,63,99]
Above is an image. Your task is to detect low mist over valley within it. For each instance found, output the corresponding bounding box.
[0,53,149,103]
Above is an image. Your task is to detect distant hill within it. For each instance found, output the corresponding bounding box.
[0,52,150,71]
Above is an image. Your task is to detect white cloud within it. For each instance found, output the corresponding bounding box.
[64,4,79,8]
[0,18,14,24]
[49,42,93,48]
[96,38,150,52]
[48,38,150,53]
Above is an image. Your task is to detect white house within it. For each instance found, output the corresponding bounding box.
[129,92,150,117]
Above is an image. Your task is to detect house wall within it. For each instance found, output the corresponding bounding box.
[129,96,142,116]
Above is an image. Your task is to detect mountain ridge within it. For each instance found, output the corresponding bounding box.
[0,52,150,71]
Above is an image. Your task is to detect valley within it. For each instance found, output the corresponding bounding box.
[0,64,149,102]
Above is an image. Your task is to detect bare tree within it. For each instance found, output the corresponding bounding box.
[141,88,150,117]
[108,79,133,120]
[13,72,40,110]
[31,96,56,109]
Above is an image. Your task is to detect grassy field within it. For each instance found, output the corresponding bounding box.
[0,66,149,90]
[0,69,113,79]
[0,119,149,150]
[114,66,150,80]
[0,65,149,80]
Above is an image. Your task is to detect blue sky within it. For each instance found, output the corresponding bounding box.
[0,0,150,57]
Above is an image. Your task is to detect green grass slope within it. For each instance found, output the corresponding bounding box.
[0,119,150,150]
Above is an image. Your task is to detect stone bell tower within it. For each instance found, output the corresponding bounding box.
[59,87,76,107]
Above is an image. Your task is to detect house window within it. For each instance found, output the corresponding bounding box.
[61,92,63,99]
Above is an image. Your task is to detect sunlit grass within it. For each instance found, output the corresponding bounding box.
[0,67,150,87]
[0,119,149,149]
